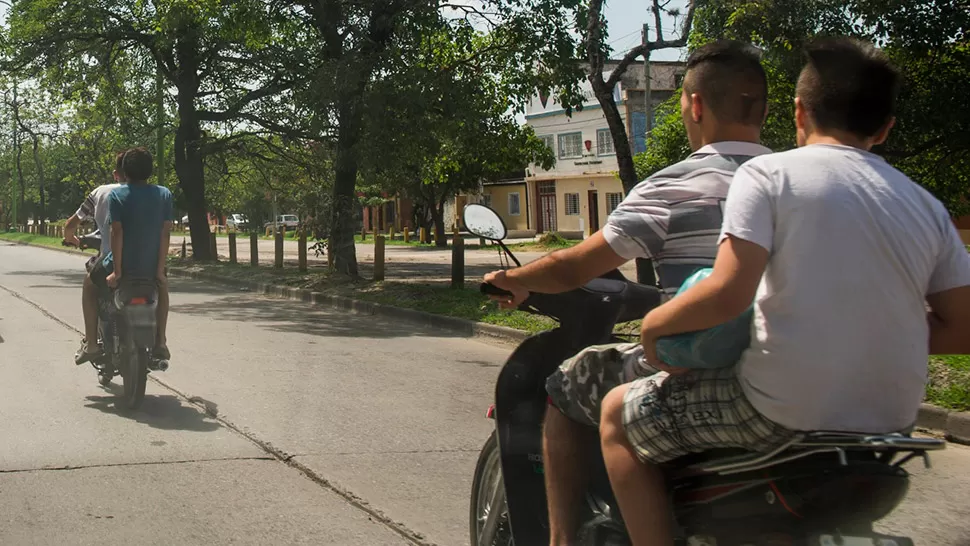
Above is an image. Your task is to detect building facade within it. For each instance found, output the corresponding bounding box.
[499,60,686,237]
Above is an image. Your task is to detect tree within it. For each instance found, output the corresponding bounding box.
[287,0,589,277]
[6,0,308,260]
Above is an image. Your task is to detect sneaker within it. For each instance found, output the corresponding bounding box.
[75,342,103,365]
[153,345,171,361]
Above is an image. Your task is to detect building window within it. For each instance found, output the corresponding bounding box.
[606,192,623,214]
[596,128,615,156]
[564,193,580,215]
[508,192,521,216]
[538,135,554,152]
[558,132,583,159]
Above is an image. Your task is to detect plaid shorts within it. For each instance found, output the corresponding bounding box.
[623,365,795,464]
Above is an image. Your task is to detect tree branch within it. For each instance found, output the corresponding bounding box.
[605,0,696,89]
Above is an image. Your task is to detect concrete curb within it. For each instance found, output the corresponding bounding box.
[165,266,530,346]
[916,403,970,445]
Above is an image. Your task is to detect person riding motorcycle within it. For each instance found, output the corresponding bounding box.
[593,37,970,546]
[86,147,174,362]
[484,40,772,546]
[64,151,125,365]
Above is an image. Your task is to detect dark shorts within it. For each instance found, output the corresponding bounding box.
[85,256,167,292]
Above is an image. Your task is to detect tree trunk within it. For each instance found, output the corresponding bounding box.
[30,135,45,230]
[172,32,211,261]
[329,97,363,278]
[431,201,447,248]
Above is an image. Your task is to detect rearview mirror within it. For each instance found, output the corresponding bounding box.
[462,204,507,242]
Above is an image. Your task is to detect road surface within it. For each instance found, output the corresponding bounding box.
[1,241,969,545]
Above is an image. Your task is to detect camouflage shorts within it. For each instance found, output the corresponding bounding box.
[545,342,658,428]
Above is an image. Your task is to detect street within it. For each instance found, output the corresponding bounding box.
[1,241,969,545]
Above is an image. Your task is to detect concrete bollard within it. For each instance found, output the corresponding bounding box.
[228,232,238,264]
[451,227,464,289]
[298,230,308,272]
[374,235,386,281]
[274,230,284,269]
[250,233,259,266]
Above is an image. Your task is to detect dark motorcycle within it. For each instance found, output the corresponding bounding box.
[64,230,168,410]
[462,203,945,546]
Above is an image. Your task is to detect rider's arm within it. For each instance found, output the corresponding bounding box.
[63,214,81,240]
[641,161,772,341]
[110,221,124,275]
[925,218,970,354]
[157,190,174,277]
[503,232,627,293]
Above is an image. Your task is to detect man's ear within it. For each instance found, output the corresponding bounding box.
[690,93,703,123]
[794,97,807,131]
[872,117,896,147]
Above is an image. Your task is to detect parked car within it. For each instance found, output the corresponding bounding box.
[226,214,248,231]
[264,214,300,232]
[181,214,190,225]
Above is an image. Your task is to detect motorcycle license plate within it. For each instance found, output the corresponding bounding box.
[816,535,912,546]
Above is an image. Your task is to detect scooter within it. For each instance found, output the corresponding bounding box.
[462,203,945,546]
[65,230,168,410]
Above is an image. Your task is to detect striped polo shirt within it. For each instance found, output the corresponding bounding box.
[602,141,772,297]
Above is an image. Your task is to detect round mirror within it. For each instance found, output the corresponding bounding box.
[463,203,507,241]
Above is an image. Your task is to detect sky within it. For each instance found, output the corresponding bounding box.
[600,0,689,62]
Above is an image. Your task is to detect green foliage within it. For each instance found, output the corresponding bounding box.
[641,0,969,214]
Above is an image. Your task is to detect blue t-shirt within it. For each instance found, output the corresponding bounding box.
[103,184,174,279]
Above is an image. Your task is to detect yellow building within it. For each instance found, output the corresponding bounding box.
[479,179,533,237]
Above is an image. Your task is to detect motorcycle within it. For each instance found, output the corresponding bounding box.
[462,203,945,546]
[64,230,168,410]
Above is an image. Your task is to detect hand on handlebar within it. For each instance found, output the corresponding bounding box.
[106,272,121,289]
[483,270,530,309]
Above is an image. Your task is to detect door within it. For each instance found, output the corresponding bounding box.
[587,191,599,234]
[537,181,557,233]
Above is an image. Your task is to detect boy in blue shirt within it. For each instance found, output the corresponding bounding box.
[102,147,174,359]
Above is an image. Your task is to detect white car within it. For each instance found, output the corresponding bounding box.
[226,214,248,230]
[264,214,299,232]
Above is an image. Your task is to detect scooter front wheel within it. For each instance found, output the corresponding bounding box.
[470,430,513,546]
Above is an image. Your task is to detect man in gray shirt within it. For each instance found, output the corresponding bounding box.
[483,40,772,546]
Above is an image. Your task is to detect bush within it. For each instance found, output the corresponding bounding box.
[537,232,571,248]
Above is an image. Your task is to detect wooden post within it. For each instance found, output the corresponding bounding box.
[403,227,410,243]
[374,235,385,281]
[479,237,486,248]
[210,232,218,262]
[361,227,367,242]
[274,230,284,269]
[451,227,464,289]
[298,229,308,272]
[388,227,395,241]
[228,232,238,264]
[250,233,259,266]
[419,227,428,245]
[180,237,187,260]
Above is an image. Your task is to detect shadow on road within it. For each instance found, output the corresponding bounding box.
[168,291,461,340]
[84,386,222,433]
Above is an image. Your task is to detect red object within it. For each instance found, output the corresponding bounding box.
[129,297,148,305]
[584,140,592,152]
[486,404,496,419]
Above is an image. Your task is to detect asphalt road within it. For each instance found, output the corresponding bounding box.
[1,241,969,545]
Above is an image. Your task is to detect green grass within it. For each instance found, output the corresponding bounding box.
[926,355,970,411]
[0,231,98,253]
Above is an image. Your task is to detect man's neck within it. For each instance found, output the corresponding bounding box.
[700,127,762,148]
[804,131,874,151]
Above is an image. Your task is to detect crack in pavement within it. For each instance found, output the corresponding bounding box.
[0,280,437,546]
[297,448,482,456]
[0,456,276,475]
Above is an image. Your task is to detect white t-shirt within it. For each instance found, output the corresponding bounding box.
[75,183,121,258]
[721,144,970,433]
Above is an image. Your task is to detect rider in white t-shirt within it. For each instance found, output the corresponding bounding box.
[598,37,970,546]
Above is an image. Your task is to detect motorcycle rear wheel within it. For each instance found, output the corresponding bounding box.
[470,430,513,546]
[121,349,149,410]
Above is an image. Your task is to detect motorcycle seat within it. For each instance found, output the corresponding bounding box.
[580,278,662,322]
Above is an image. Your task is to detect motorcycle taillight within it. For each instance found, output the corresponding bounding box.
[129,297,148,305]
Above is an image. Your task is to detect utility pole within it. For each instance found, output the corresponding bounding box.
[642,23,652,146]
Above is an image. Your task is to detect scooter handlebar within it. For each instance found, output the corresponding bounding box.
[480,282,514,298]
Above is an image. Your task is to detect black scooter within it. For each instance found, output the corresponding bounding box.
[462,203,944,546]
[65,230,168,410]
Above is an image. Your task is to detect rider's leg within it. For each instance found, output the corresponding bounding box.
[543,343,640,546]
[76,274,102,362]
[154,275,170,359]
[544,406,596,546]
[600,383,672,546]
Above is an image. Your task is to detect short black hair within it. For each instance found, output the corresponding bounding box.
[796,37,901,138]
[114,150,126,174]
[122,147,153,182]
[683,40,767,126]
